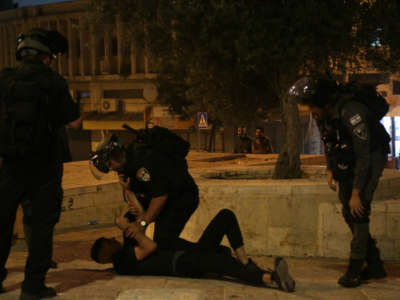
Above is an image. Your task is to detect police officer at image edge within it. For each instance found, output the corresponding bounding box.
[289,76,390,288]
[89,129,199,249]
[0,28,82,300]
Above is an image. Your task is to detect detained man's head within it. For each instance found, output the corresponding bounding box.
[91,237,122,264]
[107,150,126,172]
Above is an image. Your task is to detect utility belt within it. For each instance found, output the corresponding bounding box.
[327,142,355,181]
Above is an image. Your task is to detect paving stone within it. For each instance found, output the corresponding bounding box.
[116,288,205,300]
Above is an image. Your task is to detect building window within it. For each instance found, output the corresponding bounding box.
[103,89,144,99]
[77,91,91,98]
[127,112,144,121]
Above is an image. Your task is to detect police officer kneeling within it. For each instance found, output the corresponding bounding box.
[0,29,81,299]
[89,129,199,249]
[289,77,390,288]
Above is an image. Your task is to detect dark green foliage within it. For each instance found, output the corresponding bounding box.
[91,0,400,178]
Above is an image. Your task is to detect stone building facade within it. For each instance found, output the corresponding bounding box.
[1,0,400,159]
[0,0,201,159]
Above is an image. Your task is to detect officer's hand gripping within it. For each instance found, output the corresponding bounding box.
[124,222,142,239]
[327,170,337,191]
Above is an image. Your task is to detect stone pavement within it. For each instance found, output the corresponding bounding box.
[2,226,400,300]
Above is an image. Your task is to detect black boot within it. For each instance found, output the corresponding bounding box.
[338,259,363,288]
[271,257,295,292]
[20,286,56,300]
[361,237,386,280]
[0,268,7,294]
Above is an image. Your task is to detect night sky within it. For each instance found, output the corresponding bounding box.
[16,0,73,7]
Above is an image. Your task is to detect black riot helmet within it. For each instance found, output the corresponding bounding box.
[289,76,339,108]
[16,28,68,61]
[89,135,125,179]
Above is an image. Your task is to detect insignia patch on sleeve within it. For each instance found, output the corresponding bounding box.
[136,167,151,182]
[353,123,368,140]
[349,114,362,126]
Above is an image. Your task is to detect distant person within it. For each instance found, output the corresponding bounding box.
[252,127,273,154]
[91,208,295,292]
[234,127,252,153]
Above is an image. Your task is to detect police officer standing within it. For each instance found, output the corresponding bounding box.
[289,77,390,288]
[0,28,82,299]
[90,130,199,249]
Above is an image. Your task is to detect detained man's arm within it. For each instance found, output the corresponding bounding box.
[118,175,145,217]
[124,222,158,261]
[115,213,157,261]
[124,189,145,217]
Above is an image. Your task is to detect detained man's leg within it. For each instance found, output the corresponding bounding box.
[197,209,247,263]
[194,208,295,290]
[176,251,295,292]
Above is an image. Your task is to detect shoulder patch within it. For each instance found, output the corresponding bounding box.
[136,167,151,182]
[353,123,368,141]
[349,114,362,126]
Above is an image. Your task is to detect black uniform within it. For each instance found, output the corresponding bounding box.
[319,98,390,260]
[0,60,79,293]
[113,209,265,284]
[123,146,199,247]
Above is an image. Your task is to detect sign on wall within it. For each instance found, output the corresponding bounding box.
[197,112,208,129]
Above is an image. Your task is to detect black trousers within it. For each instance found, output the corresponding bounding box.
[153,187,199,248]
[0,163,63,293]
[338,151,386,260]
[196,209,244,251]
[175,209,264,284]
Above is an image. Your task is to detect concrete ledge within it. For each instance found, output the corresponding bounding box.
[51,157,400,261]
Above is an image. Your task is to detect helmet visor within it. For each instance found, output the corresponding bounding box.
[89,152,110,180]
[288,77,315,99]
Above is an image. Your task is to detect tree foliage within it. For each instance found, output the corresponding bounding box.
[91,0,400,178]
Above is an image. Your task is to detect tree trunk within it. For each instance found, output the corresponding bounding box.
[208,124,216,152]
[273,94,302,179]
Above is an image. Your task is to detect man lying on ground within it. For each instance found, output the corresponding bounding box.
[90,207,295,292]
